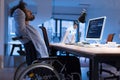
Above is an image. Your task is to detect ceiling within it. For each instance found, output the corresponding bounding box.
[8,0,120,21]
[52,0,120,20]
[9,0,120,14]
[52,0,89,13]
[53,0,120,9]
[52,0,90,20]
[53,0,88,7]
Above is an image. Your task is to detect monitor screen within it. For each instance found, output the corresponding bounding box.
[85,16,106,41]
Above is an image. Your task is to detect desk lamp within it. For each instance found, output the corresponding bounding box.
[76,9,86,42]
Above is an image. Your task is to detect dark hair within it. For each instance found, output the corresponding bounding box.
[10,0,27,17]
[73,21,78,25]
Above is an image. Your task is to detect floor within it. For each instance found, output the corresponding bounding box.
[0,57,119,80]
[0,68,15,80]
[0,67,89,80]
[0,57,89,80]
[0,67,117,80]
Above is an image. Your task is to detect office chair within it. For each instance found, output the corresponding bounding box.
[100,33,120,80]
[106,33,115,43]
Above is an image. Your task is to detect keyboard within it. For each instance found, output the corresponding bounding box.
[76,42,101,48]
[65,43,76,45]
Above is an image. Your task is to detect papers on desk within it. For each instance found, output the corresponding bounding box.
[64,41,120,48]
[76,42,120,48]
[105,42,120,48]
[65,43,76,45]
[78,43,100,48]
[76,42,95,48]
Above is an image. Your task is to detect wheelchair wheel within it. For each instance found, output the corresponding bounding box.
[18,63,61,80]
[14,61,27,80]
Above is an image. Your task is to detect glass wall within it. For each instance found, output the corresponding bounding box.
[43,19,74,43]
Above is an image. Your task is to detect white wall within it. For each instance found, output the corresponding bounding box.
[84,1,120,43]
[32,0,52,26]
[0,0,5,68]
[0,0,5,55]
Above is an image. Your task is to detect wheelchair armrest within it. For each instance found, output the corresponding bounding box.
[12,36,23,41]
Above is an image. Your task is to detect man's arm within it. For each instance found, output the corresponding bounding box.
[13,9,26,32]
[61,31,70,43]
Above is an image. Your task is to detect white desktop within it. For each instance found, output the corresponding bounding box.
[77,16,107,47]
[85,16,106,41]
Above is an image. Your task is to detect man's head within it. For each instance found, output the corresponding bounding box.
[73,21,78,29]
[24,8,35,21]
[10,0,35,21]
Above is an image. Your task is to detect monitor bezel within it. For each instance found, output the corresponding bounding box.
[85,16,106,41]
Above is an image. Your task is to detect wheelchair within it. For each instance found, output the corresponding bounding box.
[13,37,81,80]
[14,58,62,80]
[14,57,81,80]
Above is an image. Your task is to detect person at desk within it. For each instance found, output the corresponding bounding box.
[61,21,78,44]
[10,0,49,65]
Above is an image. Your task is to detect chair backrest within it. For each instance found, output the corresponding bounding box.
[39,26,50,52]
[106,33,115,43]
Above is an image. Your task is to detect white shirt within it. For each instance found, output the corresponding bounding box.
[13,9,49,58]
[62,26,76,43]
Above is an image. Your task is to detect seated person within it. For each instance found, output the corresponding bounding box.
[10,0,49,65]
[61,21,78,44]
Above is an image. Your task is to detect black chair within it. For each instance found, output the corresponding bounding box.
[100,33,120,80]
[101,63,120,80]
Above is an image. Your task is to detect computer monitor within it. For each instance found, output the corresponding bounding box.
[85,16,106,41]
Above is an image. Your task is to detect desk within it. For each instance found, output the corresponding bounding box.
[50,43,120,80]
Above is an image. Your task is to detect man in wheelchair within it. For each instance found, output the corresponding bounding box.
[10,0,81,80]
[10,0,49,65]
